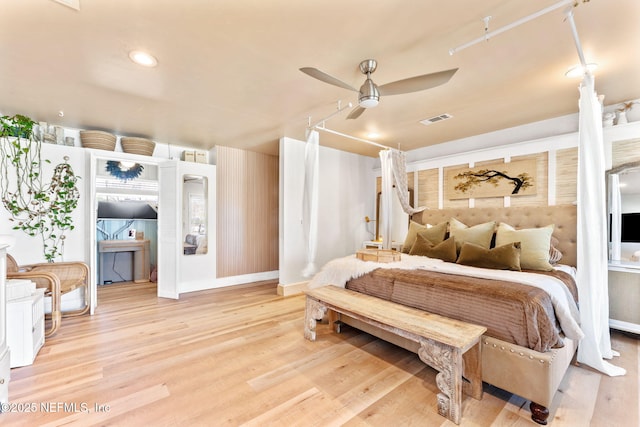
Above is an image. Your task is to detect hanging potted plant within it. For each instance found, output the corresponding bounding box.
[0,114,81,262]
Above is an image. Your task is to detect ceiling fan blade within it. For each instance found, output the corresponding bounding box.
[378,68,458,96]
[346,106,366,120]
[300,67,358,92]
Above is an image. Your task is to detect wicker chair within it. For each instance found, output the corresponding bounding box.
[6,254,90,337]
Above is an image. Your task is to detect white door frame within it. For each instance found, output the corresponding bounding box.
[86,151,167,313]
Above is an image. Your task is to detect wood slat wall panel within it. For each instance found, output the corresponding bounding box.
[216,146,279,277]
[417,169,439,209]
[556,148,578,206]
[612,137,640,167]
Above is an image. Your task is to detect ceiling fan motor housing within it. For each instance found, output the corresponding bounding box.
[358,78,379,108]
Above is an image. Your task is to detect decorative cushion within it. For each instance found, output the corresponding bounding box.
[549,236,563,264]
[409,235,457,263]
[456,241,522,271]
[495,223,554,271]
[449,218,496,251]
[401,221,447,254]
[549,245,563,265]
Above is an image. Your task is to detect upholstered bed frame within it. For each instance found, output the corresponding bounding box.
[340,204,578,424]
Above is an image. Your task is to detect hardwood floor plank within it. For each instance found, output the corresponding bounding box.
[2,281,638,426]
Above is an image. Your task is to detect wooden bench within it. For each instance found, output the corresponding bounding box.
[304,285,487,425]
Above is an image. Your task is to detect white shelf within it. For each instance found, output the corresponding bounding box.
[608,260,640,273]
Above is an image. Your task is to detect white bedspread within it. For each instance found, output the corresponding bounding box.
[308,254,584,341]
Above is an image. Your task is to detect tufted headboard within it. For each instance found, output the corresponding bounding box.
[412,205,578,267]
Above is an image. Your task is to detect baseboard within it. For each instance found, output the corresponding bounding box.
[609,318,640,335]
[180,270,280,294]
[277,281,308,296]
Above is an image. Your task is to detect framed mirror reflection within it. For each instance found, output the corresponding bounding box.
[183,174,208,255]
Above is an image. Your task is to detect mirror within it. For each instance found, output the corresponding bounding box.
[183,175,208,255]
[607,161,640,263]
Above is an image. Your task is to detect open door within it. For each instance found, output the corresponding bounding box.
[157,160,180,299]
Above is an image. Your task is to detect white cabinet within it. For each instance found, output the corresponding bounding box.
[0,237,16,405]
[608,262,640,334]
[7,289,45,368]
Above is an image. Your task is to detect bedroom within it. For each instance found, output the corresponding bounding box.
[1,2,638,426]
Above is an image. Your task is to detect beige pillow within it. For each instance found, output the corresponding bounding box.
[456,241,522,271]
[409,235,457,263]
[495,223,554,271]
[449,218,496,251]
[402,221,447,254]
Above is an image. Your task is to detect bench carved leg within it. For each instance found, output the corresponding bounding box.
[304,298,327,341]
[418,338,462,425]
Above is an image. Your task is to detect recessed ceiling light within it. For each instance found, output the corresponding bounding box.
[367,132,380,139]
[129,50,158,67]
[565,63,597,78]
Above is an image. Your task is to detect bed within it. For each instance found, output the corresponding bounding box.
[309,205,579,425]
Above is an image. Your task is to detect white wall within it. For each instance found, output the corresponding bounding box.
[0,143,87,265]
[279,136,376,288]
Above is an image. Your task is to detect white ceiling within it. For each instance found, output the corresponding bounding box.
[1,0,639,157]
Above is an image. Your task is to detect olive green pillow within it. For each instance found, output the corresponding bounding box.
[409,235,457,263]
[448,218,496,251]
[402,221,447,254]
[456,241,522,271]
[495,223,554,271]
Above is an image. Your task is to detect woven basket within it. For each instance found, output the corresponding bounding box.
[120,137,156,156]
[79,130,117,151]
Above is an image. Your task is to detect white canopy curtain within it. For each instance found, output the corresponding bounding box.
[379,149,425,250]
[576,73,625,376]
[302,129,319,277]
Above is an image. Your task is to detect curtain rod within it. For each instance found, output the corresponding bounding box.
[307,101,352,130]
[312,125,396,151]
[564,7,587,68]
[449,0,573,55]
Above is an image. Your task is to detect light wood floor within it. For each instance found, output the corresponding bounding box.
[3,281,639,426]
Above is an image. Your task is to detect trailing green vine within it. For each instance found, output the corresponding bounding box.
[0,114,80,262]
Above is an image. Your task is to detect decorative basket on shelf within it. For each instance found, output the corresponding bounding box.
[120,137,156,156]
[79,130,117,151]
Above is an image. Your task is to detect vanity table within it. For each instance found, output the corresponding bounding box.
[608,260,640,334]
[98,239,150,284]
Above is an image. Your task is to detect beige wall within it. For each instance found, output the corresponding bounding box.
[216,146,279,278]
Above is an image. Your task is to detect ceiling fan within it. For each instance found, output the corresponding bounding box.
[300,59,458,119]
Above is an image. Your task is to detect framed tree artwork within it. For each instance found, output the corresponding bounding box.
[446,159,537,200]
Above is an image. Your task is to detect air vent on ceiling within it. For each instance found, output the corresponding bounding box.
[420,113,453,126]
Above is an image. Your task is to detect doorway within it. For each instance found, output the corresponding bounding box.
[87,154,162,313]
